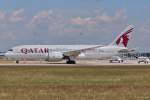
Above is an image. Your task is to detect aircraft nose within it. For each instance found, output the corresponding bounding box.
[4,51,18,60]
[0,52,5,55]
[0,52,7,59]
[4,52,14,58]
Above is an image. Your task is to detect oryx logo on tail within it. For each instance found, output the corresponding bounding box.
[110,25,134,47]
[116,27,134,47]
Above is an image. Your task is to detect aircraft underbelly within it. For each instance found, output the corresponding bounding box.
[6,51,119,61]
[6,53,64,62]
[6,53,46,60]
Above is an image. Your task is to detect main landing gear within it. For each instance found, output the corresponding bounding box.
[63,55,76,64]
[16,60,19,64]
[66,60,76,64]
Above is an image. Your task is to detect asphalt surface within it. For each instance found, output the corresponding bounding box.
[0,60,149,67]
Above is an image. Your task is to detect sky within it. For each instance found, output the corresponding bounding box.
[0,0,150,51]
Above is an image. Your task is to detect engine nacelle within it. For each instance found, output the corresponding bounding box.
[46,52,64,62]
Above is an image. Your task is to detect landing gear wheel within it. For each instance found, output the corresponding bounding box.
[66,60,76,64]
[16,60,19,64]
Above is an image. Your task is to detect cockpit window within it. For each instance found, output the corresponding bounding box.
[8,49,13,51]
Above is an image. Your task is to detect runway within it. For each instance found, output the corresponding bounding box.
[0,60,149,67]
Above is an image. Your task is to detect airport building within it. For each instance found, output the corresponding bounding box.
[121,52,150,60]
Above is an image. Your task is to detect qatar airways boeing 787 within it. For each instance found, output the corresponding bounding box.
[5,25,134,64]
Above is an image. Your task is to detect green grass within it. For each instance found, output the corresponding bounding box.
[0,65,150,100]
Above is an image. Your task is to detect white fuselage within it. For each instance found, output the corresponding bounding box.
[4,25,134,63]
[5,45,127,62]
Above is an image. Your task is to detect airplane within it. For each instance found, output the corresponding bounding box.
[4,25,134,64]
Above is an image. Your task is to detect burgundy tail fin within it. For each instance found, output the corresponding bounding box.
[110,25,134,47]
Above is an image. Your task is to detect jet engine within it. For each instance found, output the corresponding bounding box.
[46,52,64,61]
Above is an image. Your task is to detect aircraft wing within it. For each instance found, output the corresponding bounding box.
[63,45,103,57]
